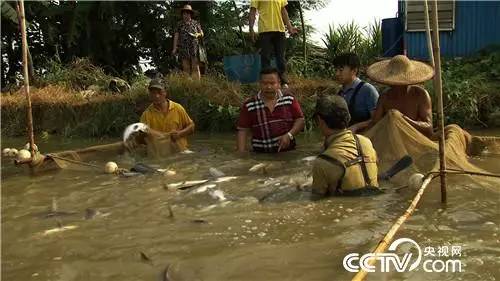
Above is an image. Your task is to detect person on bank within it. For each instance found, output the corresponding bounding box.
[310,95,380,197]
[172,5,204,80]
[138,78,195,152]
[249,0,298,88]
[333,53,379,132]
[237,68,304,153]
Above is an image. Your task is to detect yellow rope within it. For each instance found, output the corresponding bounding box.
[47,154,101,169]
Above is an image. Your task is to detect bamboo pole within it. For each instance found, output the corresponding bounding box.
[298,2,307,75]
[232,1,246,49]
[17,0,36,158]
[423,0,434,67]
[351,175,436,281]
[15,1,35,82]
[430,0,447,203]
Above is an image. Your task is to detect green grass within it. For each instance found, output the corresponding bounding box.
[1,73,336,138]
[3,47,498,140]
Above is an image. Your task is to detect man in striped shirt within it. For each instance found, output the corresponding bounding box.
[237,68,305,153]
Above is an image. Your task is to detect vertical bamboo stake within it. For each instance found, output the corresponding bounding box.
[232,1,246,49]
[298,2,307,75]
[430,0,447,203]
[423,0,434,67]
[18,0,36,157]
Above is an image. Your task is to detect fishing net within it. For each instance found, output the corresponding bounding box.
[364,109,500,187]
[32,135,177,172]
[28,110,500,187]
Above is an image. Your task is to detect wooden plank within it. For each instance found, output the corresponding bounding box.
[406,0,455,32]
[408,23,454,32]
[407,1,453,12]
[407,11,454,21]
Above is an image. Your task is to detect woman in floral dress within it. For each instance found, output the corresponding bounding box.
[172,5,204,79]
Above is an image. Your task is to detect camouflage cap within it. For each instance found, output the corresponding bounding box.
[314,95,351,126]
[148,78,166,91]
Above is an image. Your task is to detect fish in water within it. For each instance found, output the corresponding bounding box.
[162,264,172,281]
[249,163,267,173]
[130,163,165,174]
[84,208,111,220]
[288,173,313,190]
[123,123,149,143]
[160,169,176,176]
[180,149,195,154]
[301,156,317,162]
[192,184,217,194]
[41,220,78,236]
[191,219,208,224]
[138,250,172,281]
[213,176,238,183]
[209,167,225,178]
[140,251,154,266]
[167,180,209,190]
[42,225,78,236]
[209,190,227,201]
[120,171,143,177]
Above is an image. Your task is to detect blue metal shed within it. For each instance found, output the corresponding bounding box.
[394,0,500,60]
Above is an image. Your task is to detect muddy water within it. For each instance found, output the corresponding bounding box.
[1,133,499,281]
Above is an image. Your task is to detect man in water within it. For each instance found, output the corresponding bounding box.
[136,78,195,152]
[310,95,379,197]
[333,53,379,131]
[237,68,304,153]
[351,55,434,138]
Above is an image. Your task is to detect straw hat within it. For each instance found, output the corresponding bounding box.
[367,55,434,86]
[180,4,196,15]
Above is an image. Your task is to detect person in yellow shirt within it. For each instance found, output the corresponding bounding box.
[139,78,195,152]
[249,0,298,88]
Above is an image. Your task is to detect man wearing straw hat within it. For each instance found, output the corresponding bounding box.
[353,55,435,138]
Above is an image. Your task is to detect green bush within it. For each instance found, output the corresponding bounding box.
[426,47,500,128]
[322,21,382,66]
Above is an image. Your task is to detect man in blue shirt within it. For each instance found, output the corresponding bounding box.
[334,53,379,133]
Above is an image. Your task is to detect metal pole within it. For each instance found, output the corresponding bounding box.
[423,0,435,67]
[18,0,36,157]
[430,0,447,203]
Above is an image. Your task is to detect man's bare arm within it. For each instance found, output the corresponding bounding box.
[403,88,433,137]
[249,7,257,42]
[237,129,250,153]
[289,117,305,136]
[178,122,195,138]
[281,6,297,34]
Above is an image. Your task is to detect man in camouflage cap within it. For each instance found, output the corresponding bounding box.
[311,95,380,197]
[139,78,195,152]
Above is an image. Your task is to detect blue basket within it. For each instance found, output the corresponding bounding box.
[223,54,262,84]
